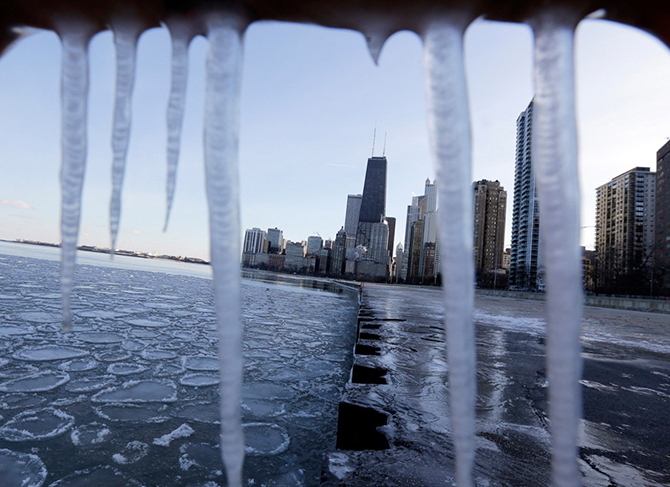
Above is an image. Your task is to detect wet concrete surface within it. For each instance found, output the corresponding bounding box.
[323,285,670,486]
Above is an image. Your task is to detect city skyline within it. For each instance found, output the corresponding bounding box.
[1,20,670,259]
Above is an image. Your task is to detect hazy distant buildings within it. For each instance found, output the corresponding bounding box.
[344,194,362,249]
[331,228,348,275]
[306,236,323,255]
[402,178,440,283]
[510,100,542,290]
[596,167,656,292]
[656,140,670,290]
[473,180,507,286]
[243,228,266,254]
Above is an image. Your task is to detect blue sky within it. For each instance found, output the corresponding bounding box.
[1,18,669,260]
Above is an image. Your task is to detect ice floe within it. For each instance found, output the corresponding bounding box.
[107,363,148,376]
[140,349,177,360]
[0,325,36,336]
[13,346,88,362]
[92,380,177,403]
[243,423,290,456]
[16,312,60,323]
[0,408,74,442]
[112,441,149,465]
[76,332,124,344]
[125,318,170,328]
[121,340,148,351]
[95,403,170,423]
[173,403,220,424]
[70,422,111,446]
[0,371,70,392]
[182,356,218,372]
[0,393,45,410]
[59,358,98,372]
[65,376,115,393]
[47,465,142,486]
[94,351,132,362]
[179,374,219,387]
[153,423,194,446]
[0,448,47,487]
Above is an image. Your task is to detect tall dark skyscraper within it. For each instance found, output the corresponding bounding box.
[358,156,388,223]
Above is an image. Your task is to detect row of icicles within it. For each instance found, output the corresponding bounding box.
[48,7,584,487]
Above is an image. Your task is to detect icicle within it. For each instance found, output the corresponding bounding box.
[109,20,141,254]
[203,11,246,487]
[56,21,94,331]
[531,8,583,487]
[164,19,196,231]
[423,14,475,487]
[364,31,389,65]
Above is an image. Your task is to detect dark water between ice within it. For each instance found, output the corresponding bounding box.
[0,242,358,486]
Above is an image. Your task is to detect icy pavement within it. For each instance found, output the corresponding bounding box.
[323,284,670,486]
[0,247,357,486]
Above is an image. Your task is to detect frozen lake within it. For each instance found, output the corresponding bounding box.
[0,242,358,486]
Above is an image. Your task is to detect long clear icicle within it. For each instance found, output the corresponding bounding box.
[204,12,246,487]
[423,16,475,487]
[57,23,93,330]
[531,9,583,487]
[164,20,194,231]
[109,20,141,253]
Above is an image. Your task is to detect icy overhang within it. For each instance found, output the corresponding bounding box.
[1,0,670,54]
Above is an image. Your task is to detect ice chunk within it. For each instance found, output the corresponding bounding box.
[154,363,186,377]
[91,380,177,403]
[153,423,195,446]
[243,423,290,456]
[48,465,143,486]
[76,332,124,344]
[65,376,115,393]
[0,448,47,487]
[13,345,88,362]
[179,374,219,387]
[112,441,148,465]
[16,312,61,323]
[94,351,132,362]
[140,349,177,360]
[59,358,98,372]
[121,340,148,352]
[125,318,170,328]
[173,403,220,424]
[0,394,45,410]
[70,422,111,446]
[0,408,74,441]
[0,371,70,393]
[94,403,169,423]
[182,356,218,372]
[0,325,36,336]
[107,363,148,376]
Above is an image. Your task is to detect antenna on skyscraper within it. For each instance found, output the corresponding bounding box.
[372,123,377,157]
[383,127,388,157]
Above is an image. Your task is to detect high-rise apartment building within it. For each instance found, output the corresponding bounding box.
[596,167,656,291]
[243,228,267,254]
[510,100,542,290]
[401,196,421,280]
[656,140,670,290]
[473,180,507,283]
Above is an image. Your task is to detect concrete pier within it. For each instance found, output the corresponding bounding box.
[322,284,670,486]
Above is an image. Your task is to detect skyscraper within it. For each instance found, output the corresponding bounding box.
[358,156,387,224]
[266,227,284,254]
[401,196,421,281]
[243,228,266,254]
[510,100,541,290]
[596,167,656,292]
[473,180,507,285]
[331,227,348,275]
